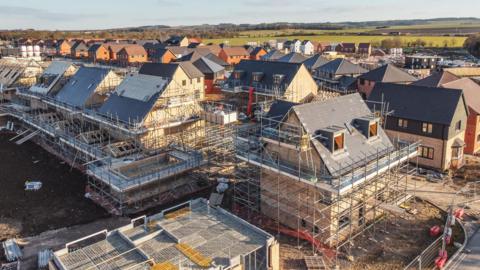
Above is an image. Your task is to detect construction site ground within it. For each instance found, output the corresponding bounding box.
[0,133,110,241]
[278,199,455,270]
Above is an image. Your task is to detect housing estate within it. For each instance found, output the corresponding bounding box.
[368,83,468,171]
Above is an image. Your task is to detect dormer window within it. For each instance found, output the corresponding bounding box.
[355,117,380,139]
[369,122,378,137]
[233,70,244,80]
[252,72,264,82]
[334,133,344,152]
[273,74,284,84]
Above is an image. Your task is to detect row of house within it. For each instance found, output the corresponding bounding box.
[57,40,148,66]
[273,39,373,56]
[220,54,480,172]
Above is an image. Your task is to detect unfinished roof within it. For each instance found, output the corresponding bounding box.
[292,93,393,176]
[317,58,367,75]
[192,56,225,75]
[278,52,308,63]
[0,58,41,89]
[55,67,111,107]
[139,62,203,79]
[303,54,330,71]
[261,50,285,61]
[412,70,460,87]
[265,99,297,123]
[98,74,168,123]
[358,64,417,83]
[226,60,303,95]
[116,73,169,102]
[30,61,75,94]
[54,199,273,270]
[368,82,466,125]
[442,78,480,114]
[44,61,73,75]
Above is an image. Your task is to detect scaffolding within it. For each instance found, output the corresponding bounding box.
[52,198,276,270]
[232,111,420,267]
[0,72,236,215]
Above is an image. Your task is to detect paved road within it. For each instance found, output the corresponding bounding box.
[449,223,480,270]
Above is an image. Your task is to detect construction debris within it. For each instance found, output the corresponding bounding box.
[37,249,53,269]
[24,181,42,191]
[2,239,22,262]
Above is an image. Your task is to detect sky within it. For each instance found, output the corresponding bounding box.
[0,0,479,30]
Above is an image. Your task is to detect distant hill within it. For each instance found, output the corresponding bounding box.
[1,17,479,41]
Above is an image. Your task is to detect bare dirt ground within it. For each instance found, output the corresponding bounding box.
[0,133,110,241]
[347,199,460,270]
[275,199,455,270]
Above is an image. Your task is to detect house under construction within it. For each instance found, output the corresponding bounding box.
[232,94,419,264]
[0,61,235,215]
[222,60,318,117]
[50,198,279,270]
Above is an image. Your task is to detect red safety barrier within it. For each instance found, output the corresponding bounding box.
[454,208,464,219]
[247,86,254,117]
[435,249,448,269]
[430,225,442,237]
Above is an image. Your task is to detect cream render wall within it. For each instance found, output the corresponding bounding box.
[284,65,318,102]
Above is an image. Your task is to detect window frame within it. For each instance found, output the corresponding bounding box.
[422,122,433,134]
[333,133,345,152]
[455,120,462,132]
[398,118,408,128]
[418,145,434,160]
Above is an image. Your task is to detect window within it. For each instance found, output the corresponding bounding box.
[301,219,306,228]
[422,122,433,134]
[452,147,463,160]
[197,77,201,83]
[455,120,462,132]
[182,80,186,86]
[398,118,408,128]
[369,122,378,137]
[338,214,350,230]
[418,146,434,160]
[334,133,344,151]
[477,134,480,143]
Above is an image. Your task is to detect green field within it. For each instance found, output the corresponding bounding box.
[204,35,467,47]
[238,28,373,37]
